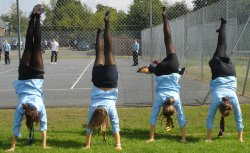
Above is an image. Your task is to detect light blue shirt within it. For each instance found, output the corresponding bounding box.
[150,73,186,128]
[12,79,47,137]
[206,76,243,131]
[86,86,120,134]
[3,42,11,52]
[132,42,139,53]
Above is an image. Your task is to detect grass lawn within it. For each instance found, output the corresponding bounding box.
[0,105,249,153]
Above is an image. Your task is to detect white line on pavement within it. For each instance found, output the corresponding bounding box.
[0,69,16,75]
[70,60,94,89]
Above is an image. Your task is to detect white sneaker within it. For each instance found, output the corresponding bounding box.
[55,62,57,64]
[51,62,53,64]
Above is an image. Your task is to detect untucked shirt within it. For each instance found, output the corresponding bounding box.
[132,42,139,53]
[86,86,120,134]
[51,41,59,51]
[12,79,47,137]
[206,76,243,131]
[3,43,11,52]
[150,73,186,128]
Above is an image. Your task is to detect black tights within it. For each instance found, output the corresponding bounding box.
[151,7,179,76]
[18,14,44,80]
[162,7,175,56]
[94,11,115,67]
[213,18,228,58]
[209,18,236,79]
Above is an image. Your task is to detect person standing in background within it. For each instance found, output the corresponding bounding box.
[50,39,59,64]
[0,41,2,61]
[132,39,139,66]
[3,40,11,65]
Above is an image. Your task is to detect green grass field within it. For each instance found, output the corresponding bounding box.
[0,105,249,153]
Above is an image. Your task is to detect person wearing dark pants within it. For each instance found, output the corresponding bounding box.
[50,39,59,64]
[3,40,11,64]
[83,11,122,150]
[206,18,244,142]
[5,5,49,152]
[132,39,139,66]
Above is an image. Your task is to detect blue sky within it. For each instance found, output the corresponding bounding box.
[0,0,194,15]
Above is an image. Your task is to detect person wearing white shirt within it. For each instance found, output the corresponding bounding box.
[50,39,59,64]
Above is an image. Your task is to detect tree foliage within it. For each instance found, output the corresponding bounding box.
[127,0,163,31]
[192,0,220,11]
[168,1,190,19]
[0,3,28,35]
[44,0,92,29]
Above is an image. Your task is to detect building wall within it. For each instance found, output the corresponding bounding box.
[0,28,5,36]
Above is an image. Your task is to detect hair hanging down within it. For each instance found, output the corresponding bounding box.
[218,97,233,136]
[219,97,232,117]
[161,98,175,132]
[88,107,108,132]
[22,104,40,131]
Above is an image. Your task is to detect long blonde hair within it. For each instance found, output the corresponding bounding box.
[161,98,175,129]
[87,107,108,132]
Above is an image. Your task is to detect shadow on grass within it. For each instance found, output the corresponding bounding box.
[120,128,200,143]
[47,139,82,149]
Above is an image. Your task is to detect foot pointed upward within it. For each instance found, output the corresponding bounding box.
[162,7,168,17]
[97,27,103,36]
[220,17,227,24]
[216,18,227,32]
[104,11,110,22]
[32,4,44,16]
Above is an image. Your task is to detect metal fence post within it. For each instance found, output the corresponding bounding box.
[149,0,154,104]
[201,8,204,81]
[16,0,21,61]
[242,57,250,96]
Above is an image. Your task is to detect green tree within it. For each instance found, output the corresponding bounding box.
[127,0,163,31]
[1,3,28,35]
[168,1,190,19]
[47,0,92,28]
[116,10,127,31]
[192,0,220,11]
[88,4,118,31]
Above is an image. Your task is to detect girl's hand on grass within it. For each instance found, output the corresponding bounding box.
[146,138,155,143]
[83,145,91,149]
[239,139,245,142]
[179,139,186,143]
[5,147,15,152]
[43,145,51,149]
[205,139,212,143]
[115,146,123,150]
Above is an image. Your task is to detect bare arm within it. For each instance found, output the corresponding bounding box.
[42,131,50,149]
[206,129,212,142]
[238,131,244,142]
[180,126,186,142]
[114,132,122,150]
[146,125,155,142]
[5,136,17,152]
[83,133,91,149]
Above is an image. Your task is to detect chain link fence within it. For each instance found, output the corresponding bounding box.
[0,0,249,108]
[142,0,250,104]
